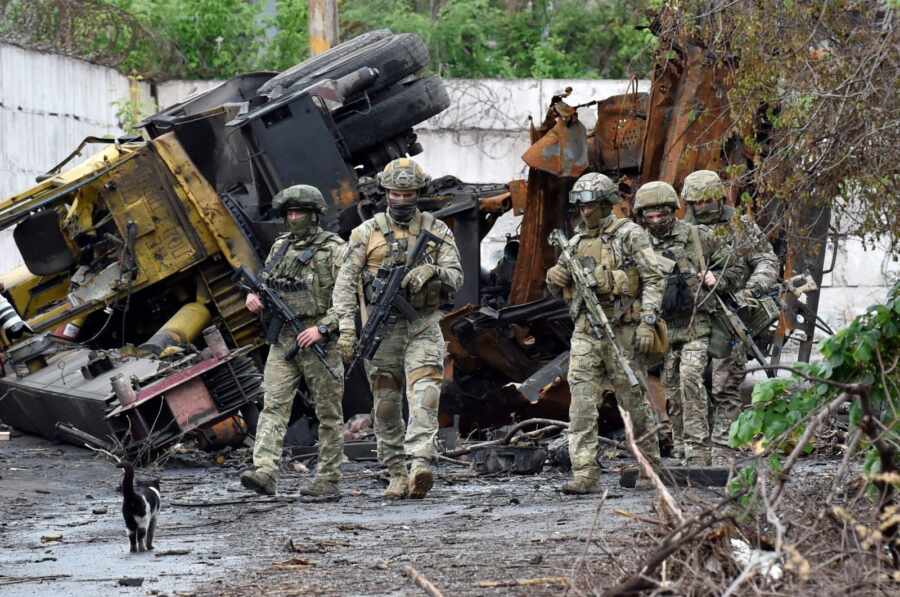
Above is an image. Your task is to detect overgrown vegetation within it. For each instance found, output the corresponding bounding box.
[0,0,656,79]
[656,0,899,251]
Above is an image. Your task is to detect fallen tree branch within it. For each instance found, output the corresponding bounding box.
[620,409,683,523]
[401,564,444,597]
[476,576,569,588]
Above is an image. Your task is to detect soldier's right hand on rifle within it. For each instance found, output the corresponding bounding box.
[245,293,263,314]
[546,264,572,288]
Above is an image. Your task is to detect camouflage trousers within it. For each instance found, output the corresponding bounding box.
[710,344,747,444]
[663,326,710,463]
[367,311,444,472]
[567,320,660,482]
[253,332,345,481]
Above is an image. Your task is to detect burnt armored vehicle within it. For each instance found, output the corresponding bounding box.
[0,31,465,456]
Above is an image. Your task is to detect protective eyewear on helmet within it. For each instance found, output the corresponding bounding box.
[569,190,598,204]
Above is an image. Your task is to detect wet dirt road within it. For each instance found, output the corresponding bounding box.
[0,432,713,596]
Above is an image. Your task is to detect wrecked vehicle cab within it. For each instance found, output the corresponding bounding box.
[0,31,452,458]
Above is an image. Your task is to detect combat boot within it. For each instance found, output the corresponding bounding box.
[561,475,599,495]
[300,477,340,500]
[408,461,434,499]
[383,467,409,499]
[682,444,712,467]
[240,469,276,496]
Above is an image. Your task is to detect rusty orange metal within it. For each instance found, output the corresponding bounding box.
[479,192,511,213]
[640,45,734,191]
[508,169,566,305]
[522,116,589,178]
[508,179,528,215]
[592,82,648,172]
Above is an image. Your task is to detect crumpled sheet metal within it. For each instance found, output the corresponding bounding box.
[522,117,589,178]
[640,44,734,191]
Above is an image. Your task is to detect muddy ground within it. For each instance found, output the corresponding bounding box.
[0,431,839,596]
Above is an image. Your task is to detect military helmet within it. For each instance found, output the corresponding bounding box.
[378,157,430,191]
[272,184,327,215]
[568,172,619,205]
[681,170,726,203]
[633,181,679,213]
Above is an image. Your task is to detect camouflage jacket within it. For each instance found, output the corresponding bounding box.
[332,209,463,330]
[261,228,347,334]
[648,219,745,324]
[686,205,779,297]
[547,215,664,324]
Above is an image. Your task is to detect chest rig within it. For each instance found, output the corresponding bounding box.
[570,218,640,321]
[654,224,710,320]
[364,212,443,311]
[262,231,335,319]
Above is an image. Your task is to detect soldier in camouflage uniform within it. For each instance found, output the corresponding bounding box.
[682,170,779,445]
[634,181,743,465]
[332,158,463,500]
[546,173,665,494]
[240,185,346,498]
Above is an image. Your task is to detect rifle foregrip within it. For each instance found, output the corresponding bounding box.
[284,342,300,361]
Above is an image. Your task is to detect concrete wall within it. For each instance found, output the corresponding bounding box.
[0,43,152,272]
[0,44,895,341]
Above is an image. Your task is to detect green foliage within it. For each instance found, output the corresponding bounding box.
[342,0,656,79]
[109,0,267,78]
[2,0,657,80]
[260,0,310,71]
[729,283,900,489]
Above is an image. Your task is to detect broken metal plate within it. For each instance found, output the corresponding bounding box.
[522,118,588,178]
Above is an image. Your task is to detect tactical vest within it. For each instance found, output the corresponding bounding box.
[653,223,713,322]
[262,230,341,319]
[570,218,642,321]
[363,211,445,310]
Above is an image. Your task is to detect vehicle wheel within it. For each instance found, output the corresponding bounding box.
[258,29,391,97]
[336,76,450,155]
[261,32,429,99]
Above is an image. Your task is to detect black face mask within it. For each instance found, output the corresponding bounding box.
[644,212,676,238]
[388,204,417,223]
[387,191,418,224]
[691,201,722,225]
[580,203,613,229]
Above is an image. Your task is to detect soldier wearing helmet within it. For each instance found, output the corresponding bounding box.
[545,172,665,494]
[332,157,463,499]
[682,170,779,449]
[241,184,347,499]
[634,180,744,465]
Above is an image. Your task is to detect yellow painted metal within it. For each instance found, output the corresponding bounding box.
[0,133,259,349]
[0,143,140,212]
[157,301,212,344]
[151,134,261,272]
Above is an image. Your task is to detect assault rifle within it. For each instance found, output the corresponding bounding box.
[548,229,640,388]
[714,294,775,378]
[347,229,444,374]
[235,266,340,380]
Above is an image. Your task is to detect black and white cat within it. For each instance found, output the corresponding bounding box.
[118,462,160,553]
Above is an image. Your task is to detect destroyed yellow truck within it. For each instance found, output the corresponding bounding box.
[0,32,453,455]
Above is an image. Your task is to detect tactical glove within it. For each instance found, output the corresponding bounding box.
[546,264,572,288]
[337,326,357,363]
[635,322,656,354]
[401,264,437,294]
